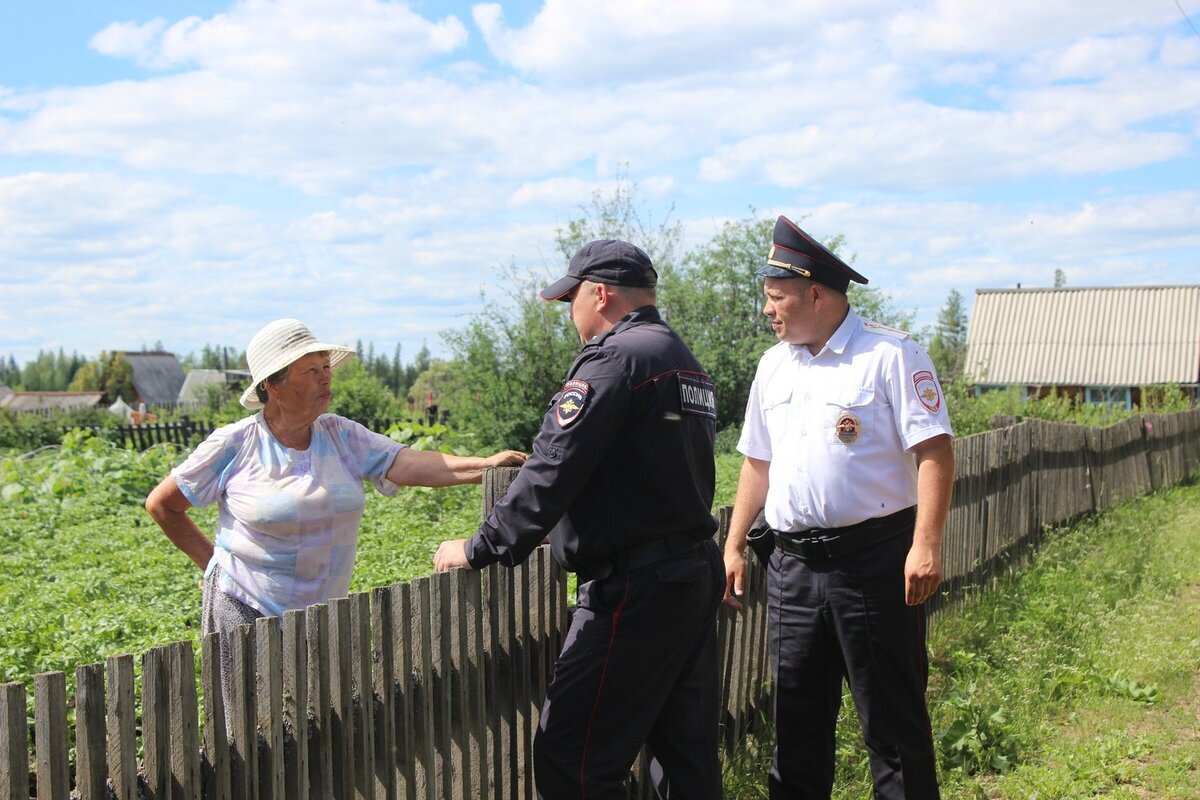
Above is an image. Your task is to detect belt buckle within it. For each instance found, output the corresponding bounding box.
[814,534,836,560]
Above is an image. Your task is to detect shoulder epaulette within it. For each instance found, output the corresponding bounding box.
[860,319,910,340]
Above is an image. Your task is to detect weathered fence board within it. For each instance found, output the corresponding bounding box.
[1,682,28,800]
[73,664,105,800]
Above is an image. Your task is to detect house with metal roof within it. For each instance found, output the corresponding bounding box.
[122,352,186,406]
[177,368,252,403]
[0,387,105,412]
[963,285,1200,408]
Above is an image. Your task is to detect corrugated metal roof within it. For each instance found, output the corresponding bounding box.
[123,352,185,405]
[964,285,1200,386]
[177,368,252,402]
[0,391,105,411]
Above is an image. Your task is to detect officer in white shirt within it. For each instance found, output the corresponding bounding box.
[723,216,955,800]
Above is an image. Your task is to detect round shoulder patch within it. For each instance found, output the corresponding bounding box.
[556,379,590,427]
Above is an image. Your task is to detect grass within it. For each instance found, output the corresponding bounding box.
[721,481,1200,798]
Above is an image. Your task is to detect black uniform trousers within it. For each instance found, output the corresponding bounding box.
[534,539,724,799]
[767,527,940,800]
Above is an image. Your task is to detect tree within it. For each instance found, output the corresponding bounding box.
[554,167,683,275]
[928,289,969,382]
[1054,269,1066,289]
[329,359,399,424]
[405,359,469,423]
[102,352,135,403]
[68,361,102,392]
[657,215,777,430]
[445,175,686,451]
[445,264,581,450]
[0,355,18,387]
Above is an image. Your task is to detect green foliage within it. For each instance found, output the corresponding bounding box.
[328,358,401,424]
[404,359,468,424]
[382,419,478,455]
[944,379,1194,437]
[102,352,136,403]
[658,215,777,430]
[353,339,422,397]
[937,683,1021,774]
[0,407,121,453]
[0,429,178,506]
[11,348,86,391]
[928,289,969,382]
[445,264,581,451]
[724,481,1200,797]
[178,343,247,371]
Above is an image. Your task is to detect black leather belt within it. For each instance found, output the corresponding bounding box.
[576,535,704,582]
[773,506,916,562]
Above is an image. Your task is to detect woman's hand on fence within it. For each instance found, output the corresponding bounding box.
[485,450,528,469]
[434,539,473,572]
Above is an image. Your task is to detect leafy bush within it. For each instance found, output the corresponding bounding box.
[944,379,1194,437]
[937,683,1021,774]
[0,407,121,453]
[0,429,178,506]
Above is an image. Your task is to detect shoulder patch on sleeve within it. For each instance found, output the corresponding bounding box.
[555,379,589,427]
[861,319,910,340]
[678,372,717,419]
[913,370,942,413]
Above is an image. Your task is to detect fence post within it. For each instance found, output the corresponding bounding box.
[256,618,284,800]
[282,610,309,800]
[481,467,521,517]
[306,605,334,800]
[143,647,171,799]
[169,641,202,800]
[75,663,107,800]
[106,655,138,800]
[201,633,232,800]
[34,672,69,800]
[1,681,29,800]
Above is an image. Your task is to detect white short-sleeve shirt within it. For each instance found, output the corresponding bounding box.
[172,413,404,617]
[738,308,953,532]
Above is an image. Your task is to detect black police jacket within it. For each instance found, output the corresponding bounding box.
[465,306,718,573]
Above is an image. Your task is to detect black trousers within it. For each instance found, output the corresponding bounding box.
[534,539,725,799]
[767,528,940,800]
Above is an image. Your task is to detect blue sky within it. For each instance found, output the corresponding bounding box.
[2,0,1198,370]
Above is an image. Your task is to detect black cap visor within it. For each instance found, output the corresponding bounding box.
[540,275,582,302]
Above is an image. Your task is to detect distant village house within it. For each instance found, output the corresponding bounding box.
[964,285,1200,408]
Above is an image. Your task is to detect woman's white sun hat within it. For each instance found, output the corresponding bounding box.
[239,319,356,410]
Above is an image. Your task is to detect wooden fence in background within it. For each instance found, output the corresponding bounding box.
[4,409,1199,799]
[80,417,409,451]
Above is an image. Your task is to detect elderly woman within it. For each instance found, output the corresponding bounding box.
[145,319,525,688]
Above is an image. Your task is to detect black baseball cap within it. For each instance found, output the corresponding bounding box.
[756,215,868,293]
[540,239,658,301]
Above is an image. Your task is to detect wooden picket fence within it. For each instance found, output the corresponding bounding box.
[80,418,410,451]
[937,410,1200,600]
[3,409,1199,800]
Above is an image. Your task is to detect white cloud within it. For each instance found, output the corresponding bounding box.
[1023,35,1156,82]
[473,0,882,83]
[90,0,469,79]
[1,0,1198,366]
[88,18,171,67]
[889,1,1181,58]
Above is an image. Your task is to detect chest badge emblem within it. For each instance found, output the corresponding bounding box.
[836,413,861,444]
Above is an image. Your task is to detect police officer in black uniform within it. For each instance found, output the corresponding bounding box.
[435,239,724,800]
